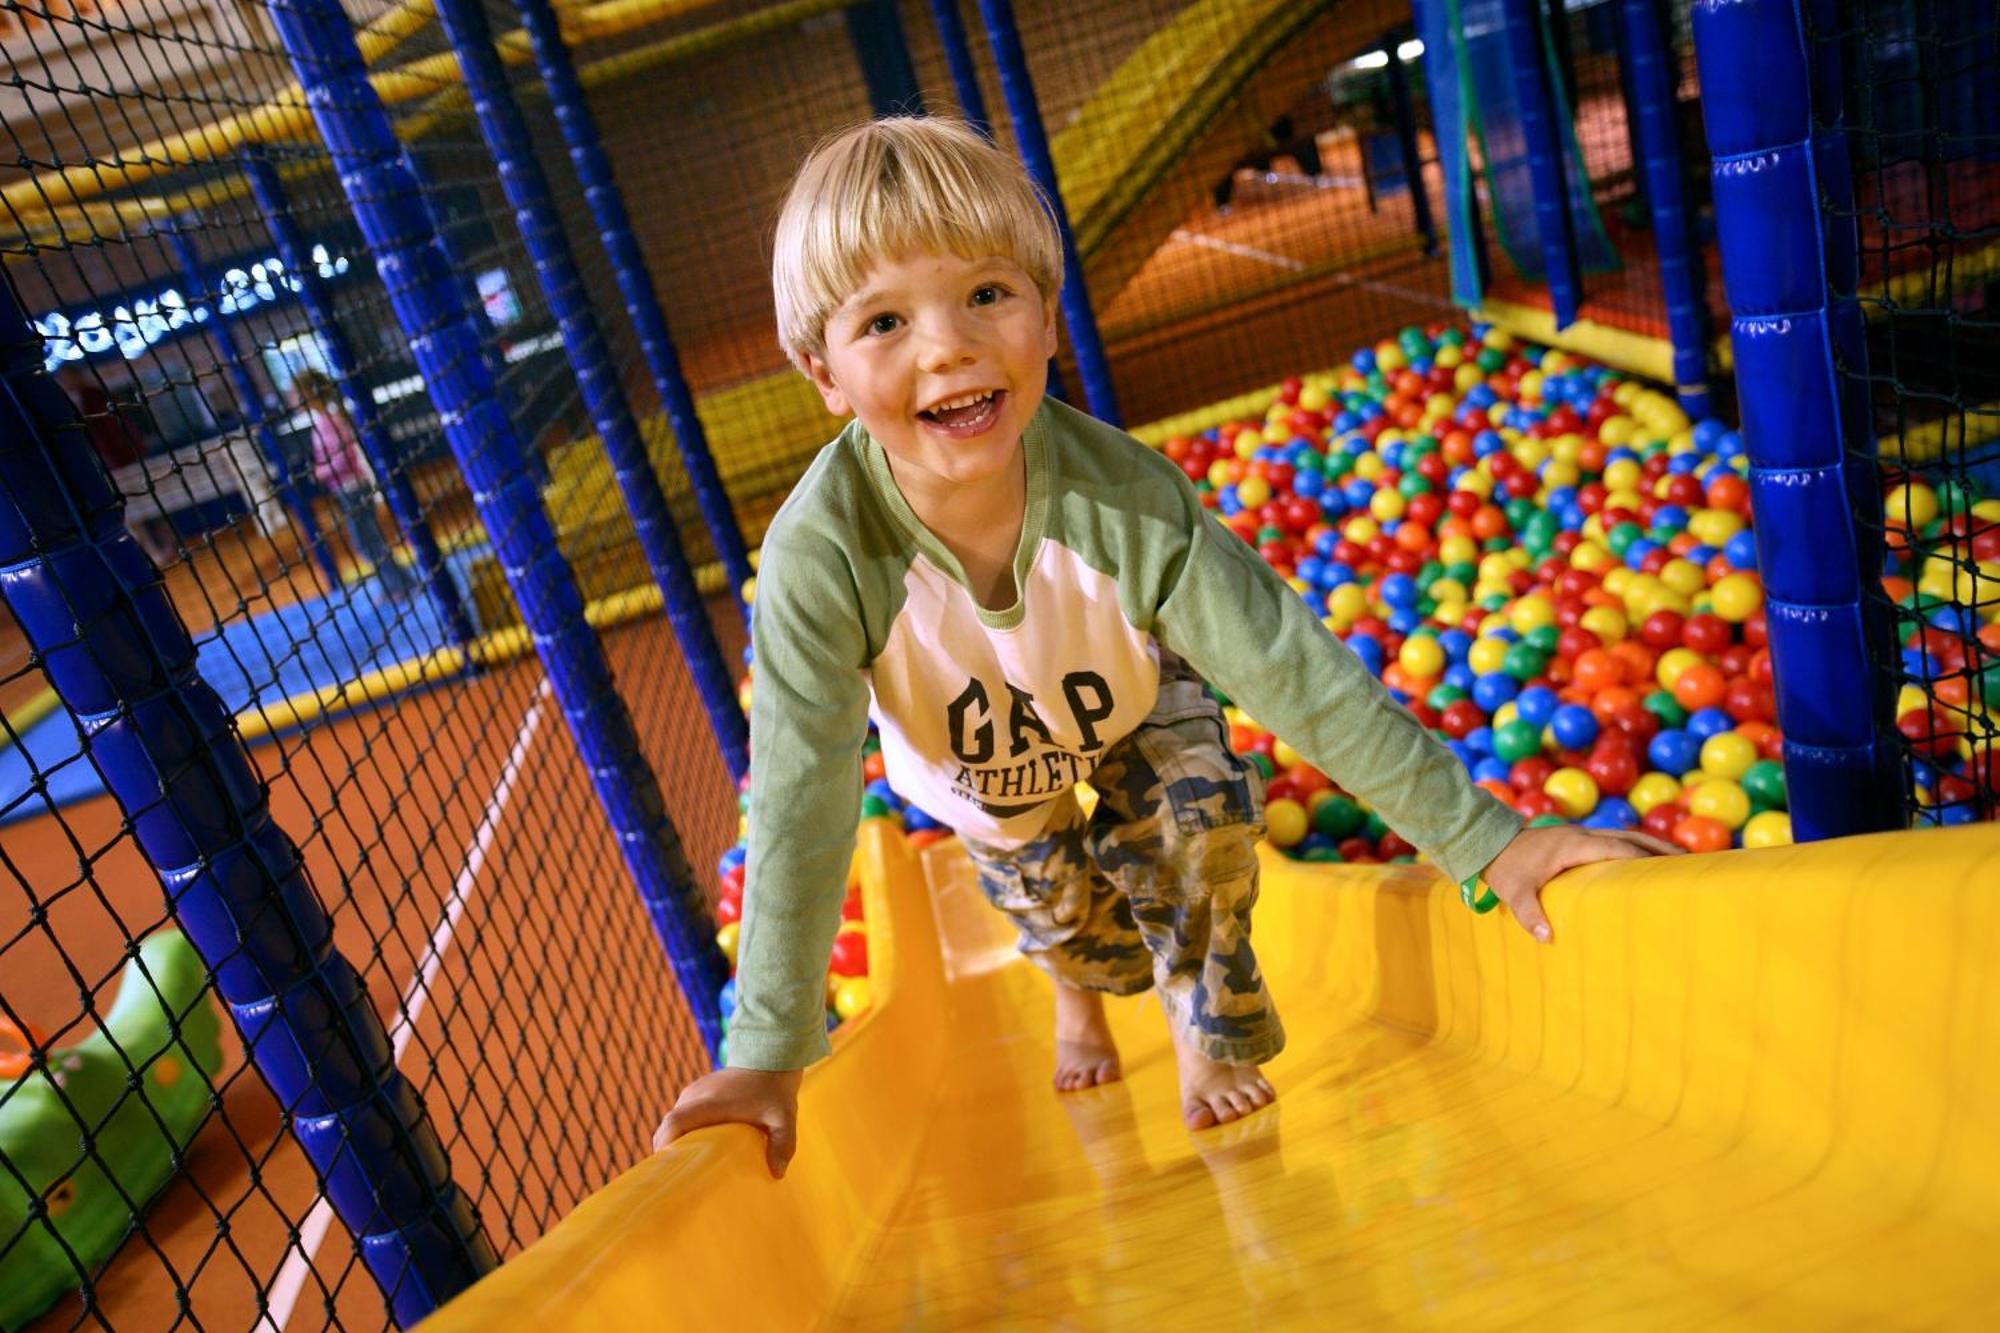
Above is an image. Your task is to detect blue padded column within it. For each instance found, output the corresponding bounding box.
[1691,0,1904,837]
[240,151,477,651]
[926,0,993,138]
[0,278,495,1326]
[508,0,754,606]
[159,221,343,588]
[1498,0,1583,327]
[1620,0,1712,416]
[433,0,747,782]
[972,0,1122,426]
[261,0,731,1041]
[846,0,924,117]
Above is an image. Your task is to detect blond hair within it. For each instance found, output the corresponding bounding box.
[772,116,1063,367]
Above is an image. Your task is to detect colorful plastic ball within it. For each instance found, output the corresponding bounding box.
[1313,795,1365,839]
[1671,814,1733,853]
[1544,767,1600,818]
[829,929,869,976]
[1671,662,1728,711]
[716,921,741,966]
[1516,685,1561,727]
[833,976,874,1021]
[1699,731,1758,781]
[1710,572,1764,623]
[1494,718,1543,762]
[1549,704,1600,749]
[1688,778,1752,830]
[1742,759,1787,808]
[1266,798,1310,848]
[1399,634,1447,679]
[1648,729,1702,776]
[1742,810,1794,848]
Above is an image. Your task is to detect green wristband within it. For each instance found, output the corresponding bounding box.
[1460,874,1499,914]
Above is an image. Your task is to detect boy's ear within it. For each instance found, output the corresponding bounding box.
[800,351,851,418]
[1041,296,1060,358]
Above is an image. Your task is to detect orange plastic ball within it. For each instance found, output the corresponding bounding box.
[1671,662,1728,712]
[1671,814,1732,853]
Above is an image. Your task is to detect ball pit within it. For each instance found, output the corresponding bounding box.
[711,322,1997,1048]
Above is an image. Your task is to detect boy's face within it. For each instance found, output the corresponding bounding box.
[803,250,1058,497]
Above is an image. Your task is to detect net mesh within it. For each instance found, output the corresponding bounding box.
[1823,0,2000,825]
[1,1,733,1328]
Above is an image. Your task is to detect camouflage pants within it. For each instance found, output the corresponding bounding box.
[960,656,1285,1065]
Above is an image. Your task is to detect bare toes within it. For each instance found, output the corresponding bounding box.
[1184,1102,1218,1130]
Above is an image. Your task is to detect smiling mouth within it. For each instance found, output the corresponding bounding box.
[918,390,1005,434]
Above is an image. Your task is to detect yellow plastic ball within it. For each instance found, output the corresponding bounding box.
[1687,508,1746,547]
[1884,483,1940,530]
[1657,647,1704,690]
[1603,458,1642,493]
[1399,635,1447,680]
[1455,362,1484,392]
[1344,515,1381,543]
[1299,383,1331,412]
[1483,327,1514,351]
[833,975,874,1021]
[1370,487,1408,522]
[1544,767,1600,818]
[1710,572,1764,623]
[1597,414,1635,447]
[1439,534,1480,566]
[1518,369,1545,401]
[1233,430,1263,460]
[1272,738,1303,769]
[1207,458,1237,489]
[1700,732,1758,781]
[1601,566,1636,596]
[1629,772,1682,815]
[1541,459,1582,490]
[1328,583,1370,626]
[1659,558,1708,597]
[1352,452,1386,482]
[1509,593,1557,634]
[1689,779,1751,830]
[1454,469,1495,498]
[1742,810,1793,849]
[716,921,741,966]
[1235,475,1272,508]
[1468,637,1511,675]
[1436,344,1464,369]
[1569,540,1612,574]
[1578,605,1628,644]
[1266,798,1310,848]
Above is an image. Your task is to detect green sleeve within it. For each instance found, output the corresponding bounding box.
[727,525,873,1070]
[1152,483,1522,886]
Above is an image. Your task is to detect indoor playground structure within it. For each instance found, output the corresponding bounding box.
[0,1,1995,1330]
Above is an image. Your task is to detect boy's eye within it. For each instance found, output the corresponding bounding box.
[864,313,900,336]
[970,284,1006,306]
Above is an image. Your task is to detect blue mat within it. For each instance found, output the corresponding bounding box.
[1,548,489,825]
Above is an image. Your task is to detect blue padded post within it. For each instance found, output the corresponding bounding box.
[260,0,732,1039]
[433,0,747,783]
[158,221,343,588]
[507,0,753,607]
[1691,0,1904,838]
[1382,33,1438,257]
[1498,0,1583,327]
[0,280,496,1325]
[846,0,924,117]
[1620,0,1712,416]
[972,0,1122,427]
[926,0,993,139]
[239,151,477,651]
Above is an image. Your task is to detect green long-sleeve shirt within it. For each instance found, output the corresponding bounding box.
[729,398,1521,1069]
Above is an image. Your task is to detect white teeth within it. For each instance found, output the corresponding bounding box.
[929,391,995,414]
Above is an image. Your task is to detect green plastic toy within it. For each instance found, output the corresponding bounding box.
[1,929,223,1328]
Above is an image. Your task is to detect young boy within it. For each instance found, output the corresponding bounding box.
[657,117,1676,1177]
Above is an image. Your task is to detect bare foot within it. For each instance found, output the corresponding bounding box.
[1052,982,1122,1091]
[1169,1021,1275,1130]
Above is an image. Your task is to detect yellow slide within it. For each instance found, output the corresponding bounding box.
[431,821,2000,1328]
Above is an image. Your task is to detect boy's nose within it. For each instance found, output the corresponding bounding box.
[915,315,977,372]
